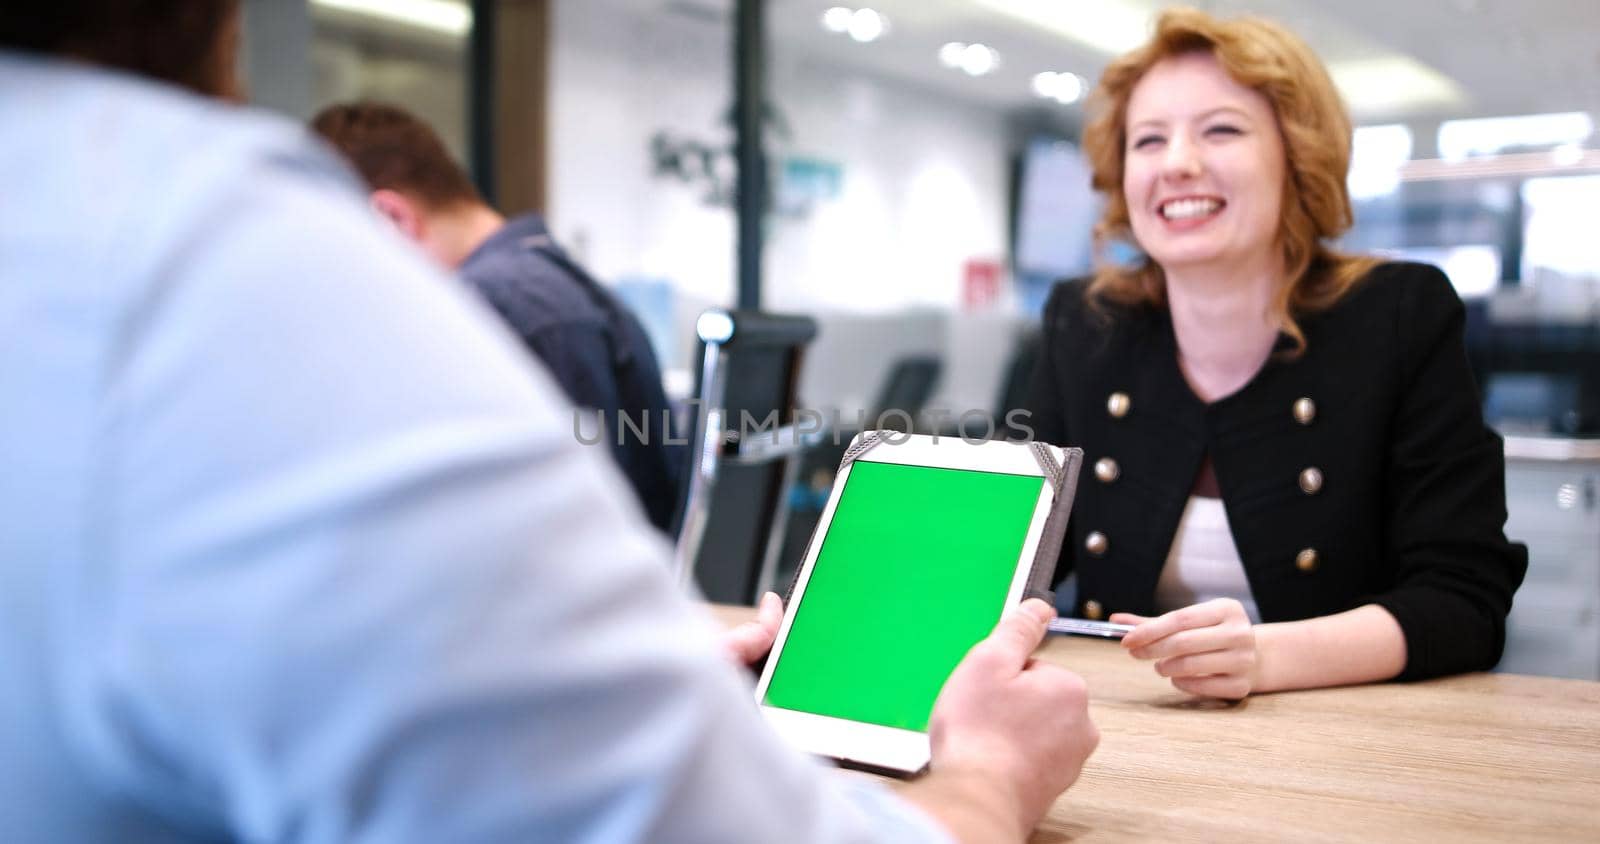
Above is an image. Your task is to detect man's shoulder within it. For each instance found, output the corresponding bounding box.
[460,226,612,337]
[0,56,374,310]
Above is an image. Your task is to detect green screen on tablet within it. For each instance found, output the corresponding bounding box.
[762,460,1045,731]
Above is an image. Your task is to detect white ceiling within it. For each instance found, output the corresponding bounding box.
[637,0,1600,129]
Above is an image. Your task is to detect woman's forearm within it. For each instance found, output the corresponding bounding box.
[1253,604,1408,693]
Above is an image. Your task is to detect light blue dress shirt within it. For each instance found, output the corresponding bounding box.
[0,54,950,844]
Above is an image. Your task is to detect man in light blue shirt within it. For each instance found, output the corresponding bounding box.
[0,3,1098,842]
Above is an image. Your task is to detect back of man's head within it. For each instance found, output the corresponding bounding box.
[0,0,240,98]
[310,102,484,212]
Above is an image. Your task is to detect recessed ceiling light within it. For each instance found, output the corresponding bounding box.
[1032,71,1084,104]
[959,43,1000,77]
[848,8,887,43]
[939,42,968,69]
[821,7,853,33]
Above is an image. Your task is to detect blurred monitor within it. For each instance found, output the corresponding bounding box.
[1012,138,1098,315]
[1483,372,1584,436]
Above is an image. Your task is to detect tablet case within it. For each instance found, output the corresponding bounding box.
[782,431,1084,607]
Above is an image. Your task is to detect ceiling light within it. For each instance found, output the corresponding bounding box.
[959,44,1000,77]
[1032,71,1084,104]
[1327,57,1465,117]
[310,0,471,36]
[821,7,853,33]
[971,0,1149,55]
[848,8,887,43]
[939,42,968,69]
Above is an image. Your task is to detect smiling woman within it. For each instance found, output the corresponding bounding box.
[1082,8,1379,356]
[1026,6,1527,701]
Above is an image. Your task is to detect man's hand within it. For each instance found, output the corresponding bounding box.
[721,591,783,667]
[1113,598,1258,700]
[915,599,1100,839]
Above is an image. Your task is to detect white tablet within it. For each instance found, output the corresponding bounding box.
[753,432,1080,776]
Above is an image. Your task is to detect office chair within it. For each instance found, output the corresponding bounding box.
[673,309,820,605]
[869,355,943,432]
[772,354,945,590]
[994,329,1042,440]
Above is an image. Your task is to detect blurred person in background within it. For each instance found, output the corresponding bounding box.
[1027,7,1526,700]
[0,1,1098,841]
[311,102,683,534]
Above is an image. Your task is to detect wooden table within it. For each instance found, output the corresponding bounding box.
[709,605,1600,842]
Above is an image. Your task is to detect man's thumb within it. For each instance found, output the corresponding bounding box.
[985,598,1054,667]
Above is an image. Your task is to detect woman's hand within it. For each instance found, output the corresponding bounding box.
[1111,598,1259,700]
[721,591,784,667]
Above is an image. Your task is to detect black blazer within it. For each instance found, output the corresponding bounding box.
[1025,262,1527,681]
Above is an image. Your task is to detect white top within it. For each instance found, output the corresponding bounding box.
[0,54,950,844]
[1154,496,1263,624]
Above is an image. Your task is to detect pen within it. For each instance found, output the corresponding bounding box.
[1047,618,1135,639]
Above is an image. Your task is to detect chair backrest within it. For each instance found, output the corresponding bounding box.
[995,330,1042,437]
[870,355,942,430]
[673,309,819,605]
[770,353,944,589]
